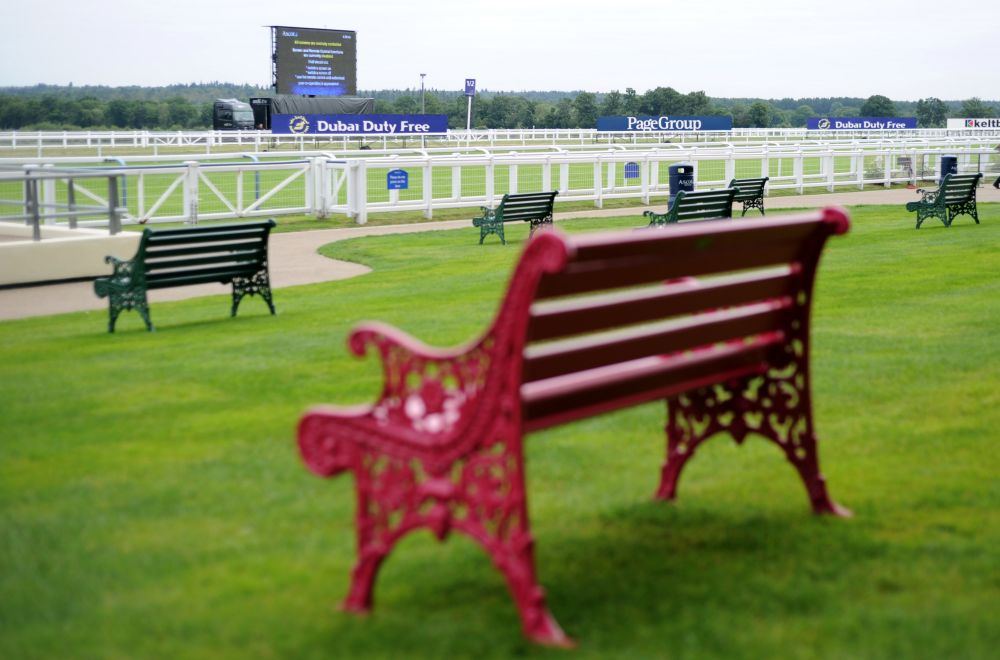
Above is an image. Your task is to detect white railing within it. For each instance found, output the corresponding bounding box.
[2,127,1000,157]
[2,141,997,228]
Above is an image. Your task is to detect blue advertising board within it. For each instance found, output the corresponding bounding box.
[272,113,449,135]
[624,162,640,179]
[597,116,733,132]
[387,169,409,190]
[807,117,917,130]
[465,79,476,96]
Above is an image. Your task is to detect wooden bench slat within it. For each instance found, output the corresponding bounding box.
[145,251,265,272]
[145,242,266,260]
[521,332,781,432]
[146,269,258,289]
[527,268,793,341]
[523,299,793,382]
[536,242,808,300]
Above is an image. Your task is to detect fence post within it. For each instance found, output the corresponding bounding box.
[184,160,199,224]
[641,156,650,205]
[41,163,56,224]
[795,150,804,194]
[724,149,735,184]
[559,162,568,194]
[485,156,495,206]
[108,175,121,235]
[67,179,77,229]
[593,157,603,208]
[353,159,368,225]
[825,150,835,192]
[423,162,433,219]
[23,166,41,241]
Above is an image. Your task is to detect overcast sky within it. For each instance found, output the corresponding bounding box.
[1,0,995,100]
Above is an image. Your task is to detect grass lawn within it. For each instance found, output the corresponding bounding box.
[1,204,999,659]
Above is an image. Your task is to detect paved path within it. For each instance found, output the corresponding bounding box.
[2,186,998,321]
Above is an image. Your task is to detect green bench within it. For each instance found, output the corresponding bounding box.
[643,188,736,226]
[905,172,983,229]
[93,220,277,332]
[472,191,559,244]
[729,177,769,216]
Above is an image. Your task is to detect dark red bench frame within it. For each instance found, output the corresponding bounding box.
[297,207,852,646]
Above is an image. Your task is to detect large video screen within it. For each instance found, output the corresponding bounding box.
[273,26,357,96]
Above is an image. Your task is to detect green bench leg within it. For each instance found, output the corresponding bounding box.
[107,289,153,333]
[232,270,277,317]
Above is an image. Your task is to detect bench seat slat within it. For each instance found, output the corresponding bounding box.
[523,299,792,383]
[145,252,265,272]
[537,242,805,300]
[528,269,793,342]
[146,268,258,288]
[521,332,782,432]
[146,239,267,259]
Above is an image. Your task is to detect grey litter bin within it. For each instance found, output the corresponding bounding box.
[668,163,695,208]
[939,155,958,184]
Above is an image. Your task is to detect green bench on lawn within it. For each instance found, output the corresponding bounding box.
[644,188,736,226]
[472,191,558,244]
[905,172,982,229]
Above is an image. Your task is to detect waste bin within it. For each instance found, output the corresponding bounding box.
[668,163,695,208]
[939,155,958,184]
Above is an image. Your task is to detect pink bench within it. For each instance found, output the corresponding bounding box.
[298,207,852,646]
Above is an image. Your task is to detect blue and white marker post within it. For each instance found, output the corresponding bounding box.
[465,78,476,131]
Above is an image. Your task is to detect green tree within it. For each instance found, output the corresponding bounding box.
[729,104,751,128]
[860,94,897,117]
[600,90,623,116]
[573,92,598,128]
[622,87,640,115]
[748,101,772,127]
[958,97,995,118]
[915,97,948,127]
[791,105,815,127]
[392,95,419,114]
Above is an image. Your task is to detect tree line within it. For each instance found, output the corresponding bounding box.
[0,84,996,131]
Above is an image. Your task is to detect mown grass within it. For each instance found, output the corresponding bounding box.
[1,204,999,659]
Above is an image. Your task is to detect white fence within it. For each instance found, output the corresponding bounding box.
[2,139,998,229]
[2,127,1000,157]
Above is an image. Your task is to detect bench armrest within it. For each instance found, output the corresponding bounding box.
[472,206,496,227]
[346,321,490,432]
[915,188,939,204]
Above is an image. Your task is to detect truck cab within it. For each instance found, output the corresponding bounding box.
[212,99,256,130]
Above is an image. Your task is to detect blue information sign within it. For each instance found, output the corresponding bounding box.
[465,79,476,96]
[624,162,640,179]
[807,117,917,130]
[271,114,449,135]
[597,115,733,132]
[387,169,409,190]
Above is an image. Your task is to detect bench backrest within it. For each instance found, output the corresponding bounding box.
[729,177,768,201]
[505,207,849,432]
[938,173,981,205]
[497,191,559,223]
[136,220,275,289]
[667,188,736,222]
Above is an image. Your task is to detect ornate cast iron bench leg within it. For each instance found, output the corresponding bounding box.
[299,381,572,646]
[655,320,851,517]
[231,268,277,317]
